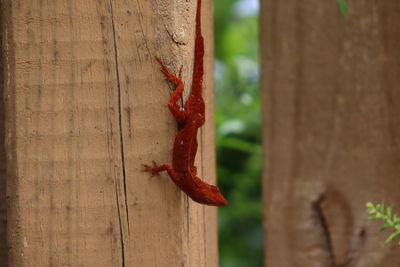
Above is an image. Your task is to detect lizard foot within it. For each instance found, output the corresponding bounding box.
[155,56,183,86]
[143,160,161,177]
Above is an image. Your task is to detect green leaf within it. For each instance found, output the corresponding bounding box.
[378,223,393,231]
[366,202,400,244]
[366,202,374,209]
[366,202,376,214]
[387,207,392,219]
[386,231,400,243]
[337,0,348,17]
[393,215,400,224]
[378,204,385,214]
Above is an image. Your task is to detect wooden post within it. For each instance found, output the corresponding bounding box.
[262,1,400,266]
[3,0,217,266]
[0,15,7,264]
[0,117,6,267]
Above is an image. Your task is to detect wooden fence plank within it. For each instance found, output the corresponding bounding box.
[4,0,217,266]
[261,1,400,266]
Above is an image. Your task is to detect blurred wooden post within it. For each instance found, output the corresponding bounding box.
[261,1,400,266]
[3,0,217,266]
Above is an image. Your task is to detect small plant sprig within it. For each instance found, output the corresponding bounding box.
[337,0,347,17]
[366,202,400,243]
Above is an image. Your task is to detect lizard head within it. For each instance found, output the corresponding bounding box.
[197,185,228,206]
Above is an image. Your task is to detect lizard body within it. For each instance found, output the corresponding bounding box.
[144,0,227,206]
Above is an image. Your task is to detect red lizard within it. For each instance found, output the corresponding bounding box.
[144,0,227,206]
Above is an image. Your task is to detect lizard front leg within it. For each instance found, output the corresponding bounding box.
[143,161,179,184]
[155,57,187,123]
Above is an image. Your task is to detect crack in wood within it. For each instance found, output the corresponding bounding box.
[108,0,130,234]
[108,0,130,266]
[114,184,126,267]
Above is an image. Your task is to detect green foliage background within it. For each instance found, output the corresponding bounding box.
[214,0,262,266]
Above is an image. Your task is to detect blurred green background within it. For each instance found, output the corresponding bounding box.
[214,0,262,266]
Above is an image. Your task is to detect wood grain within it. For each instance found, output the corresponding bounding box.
[0,7,7,265]
[261,1,400,266]
[4,0,217,266]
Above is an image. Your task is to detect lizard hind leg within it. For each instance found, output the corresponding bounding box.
[155,56,187,123]
[155,56,184,90]
[143,160,166,176]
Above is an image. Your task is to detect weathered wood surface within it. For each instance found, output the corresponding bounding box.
[0,10,7,264]
[3,0,217,266]
[262,1,400,266]
[0,106,6,267]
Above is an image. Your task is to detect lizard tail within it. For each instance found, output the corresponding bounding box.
[191,0,204,97]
